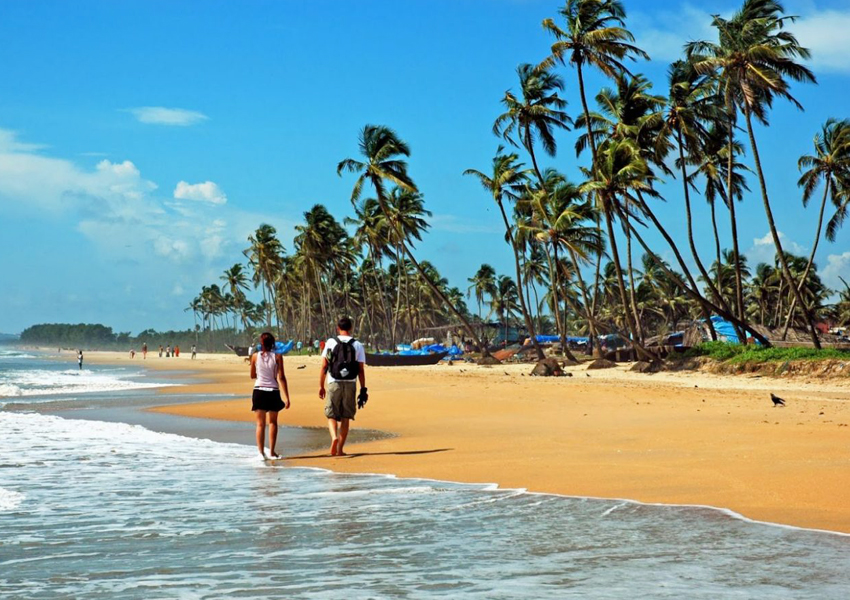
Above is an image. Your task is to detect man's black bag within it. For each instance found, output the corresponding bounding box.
[329,337,359,380]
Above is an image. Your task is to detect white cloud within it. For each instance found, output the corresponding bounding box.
[632,3,850,74]
[174,180,227,205]
[126,106,209,126]
[631,4,716,63]
[821,251,850,292]
[794,10,850,73]
[747,231,808,265]
[0,129,46,153]
[0,127,236,266]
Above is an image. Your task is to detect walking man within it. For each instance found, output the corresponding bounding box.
[319,317,367,456]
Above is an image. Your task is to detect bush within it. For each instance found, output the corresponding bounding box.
[684,342,850,364]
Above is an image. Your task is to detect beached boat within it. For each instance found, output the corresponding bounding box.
[366,351,448,367]
[225,344,250,357]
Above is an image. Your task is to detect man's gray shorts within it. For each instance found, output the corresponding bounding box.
[325,381,356,421]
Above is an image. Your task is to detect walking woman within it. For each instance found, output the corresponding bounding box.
[250,332,291,459]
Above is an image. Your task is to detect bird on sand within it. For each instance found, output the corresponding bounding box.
[771,393,786,407]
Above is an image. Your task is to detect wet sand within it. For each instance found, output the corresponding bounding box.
[81,350,850,533]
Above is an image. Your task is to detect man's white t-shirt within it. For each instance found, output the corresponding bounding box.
[323,335,366,383]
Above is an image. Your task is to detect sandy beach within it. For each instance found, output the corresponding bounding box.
[80,350,850,534]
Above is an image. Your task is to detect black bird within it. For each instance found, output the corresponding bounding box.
[771,393,786,407]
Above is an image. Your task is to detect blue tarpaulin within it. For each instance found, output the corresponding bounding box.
[255,340,294,355]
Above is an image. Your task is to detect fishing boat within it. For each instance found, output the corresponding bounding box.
[366,351,448,367]
[225,344,250,357]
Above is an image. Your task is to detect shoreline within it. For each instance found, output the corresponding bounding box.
[63,350,850,533]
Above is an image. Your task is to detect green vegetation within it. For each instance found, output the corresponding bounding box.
[19,323,210,351]
[684,341,850,363]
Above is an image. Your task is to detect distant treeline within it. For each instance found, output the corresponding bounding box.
[18,323,237,352]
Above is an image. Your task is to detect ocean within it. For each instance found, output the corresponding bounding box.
[1,349,849,599]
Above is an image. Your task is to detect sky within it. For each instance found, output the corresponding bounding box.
[1,0,849,334]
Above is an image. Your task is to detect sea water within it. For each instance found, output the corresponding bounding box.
[1,351,849,598]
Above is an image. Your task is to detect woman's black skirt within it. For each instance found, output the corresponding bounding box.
[252,388,284,412]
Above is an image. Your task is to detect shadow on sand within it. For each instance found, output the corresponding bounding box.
[280,448,453,461]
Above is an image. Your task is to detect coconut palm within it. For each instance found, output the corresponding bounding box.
[659,60,742,332]
[579,138,655,359]
[686,122,750,296]
[244,224,284,333]
[542,0,649,163]
[780,119,850,337]
[464,148,545,359]
[493,63,572,184]
[519,169,602,357]
[221,264,251,337]
[688,0,820,347]
[338,125,490,355]
[468,264,498,321]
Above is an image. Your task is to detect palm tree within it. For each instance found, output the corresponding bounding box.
[519,170,602,358]
[659,60,743,335]
[543,0,648,163]
[221,264,250,338]
[464,148,545,359]
[580,138,655,360]
[492,275,520,343]
[468,264,498,321]
[244,224,284,334]
[348,198,395,346]
[543,0,647,344]
[780,119,850,337]
[338,125,491,355]
[493,63,572,184]
[575,72,668,341]
[386,187,433,341]
[686,122,750,296]
[688,0,820,347]
[185,296,202,348]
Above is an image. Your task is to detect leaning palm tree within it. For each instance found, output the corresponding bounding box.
[580,139,656,360]
[519,169,602,357]
[542,0,648,163]
[686,122,750,297]
[780,119,850,337]
[464,148,545,359]
[338,125,491,356]
[493,63,572,184]
[658,60,742,335]
[688,0,820,347]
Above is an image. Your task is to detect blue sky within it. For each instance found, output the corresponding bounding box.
[1,0,849,334]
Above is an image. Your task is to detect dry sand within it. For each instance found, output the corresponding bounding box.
[84,350,850,533]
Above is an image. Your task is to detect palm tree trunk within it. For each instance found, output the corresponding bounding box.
[781,179,830,339]
[624,213,643,343]
[727,121,747,326]
[676,129,735,339]
[743,108,821,348]
[710,199,723,293]
[566,246,599,349]
[550,244,579,362]
[626,209,771,346]
[495,196,545,360]
[397,241,491,357]
[635,192,718,341]
[602,203,653,361]
[578,62,604,354]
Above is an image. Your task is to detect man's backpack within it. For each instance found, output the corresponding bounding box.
[329,337,360,380]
